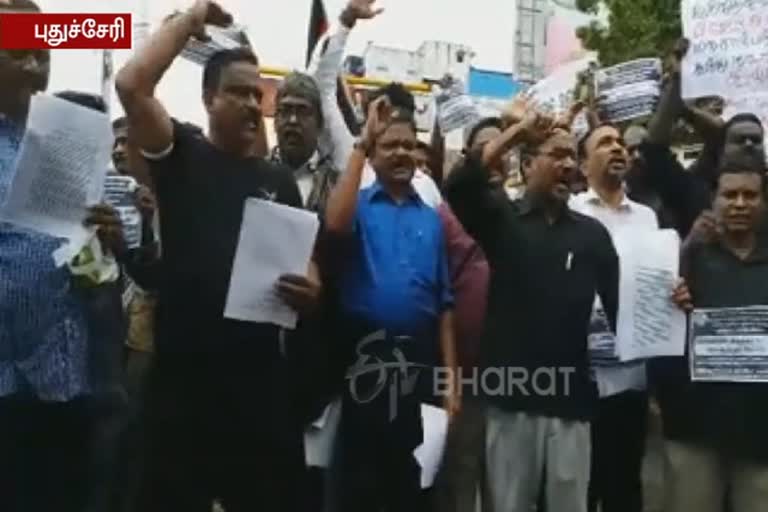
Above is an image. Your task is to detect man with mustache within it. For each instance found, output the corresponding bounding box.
[570,124,659,512]
[444,110,620,512]
[271,72,339,213]
[115,1,320,509]
[666,153,768,512]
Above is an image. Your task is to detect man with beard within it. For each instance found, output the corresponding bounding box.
[115,1,320,509]
[570,124,658,512]
[444,109,620,512]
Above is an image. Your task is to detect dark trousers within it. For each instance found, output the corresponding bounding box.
[0,396,91,512]
[328,400,424,512]
[588,390,648,512]
[137,352,307,512]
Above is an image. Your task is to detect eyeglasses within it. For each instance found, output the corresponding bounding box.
[275,104,315,121]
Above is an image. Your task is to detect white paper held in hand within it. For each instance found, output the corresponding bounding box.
[224,198,319,329]
[414,404,448,489]
[0,94,112,264]
[614,229,687,361]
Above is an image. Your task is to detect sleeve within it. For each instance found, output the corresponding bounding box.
[639,141,707,237]
[435,220,455,312]
[442,153,502,257]
[309,25,356,174]
[594,224,620,332]
[141,119,195,191]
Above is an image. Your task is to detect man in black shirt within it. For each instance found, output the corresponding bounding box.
[444,110,619,512]
[665,154,768,512]
[115,2,320,510]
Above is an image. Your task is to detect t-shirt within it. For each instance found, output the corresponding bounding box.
[144,121,302,358]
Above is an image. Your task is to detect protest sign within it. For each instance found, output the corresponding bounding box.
[681,0,768,99]
[103,174,142,249]
[594,58,662,122]
[435,86,480,133]
[181,24,250,66]
[525,55,595,136]
[690,306,768,382]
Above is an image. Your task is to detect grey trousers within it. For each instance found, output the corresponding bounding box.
[664,440,768,512]
[435,397,490,512]
[485,407,590,512]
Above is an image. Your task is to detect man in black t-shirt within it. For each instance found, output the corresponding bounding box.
[115,2,321,510]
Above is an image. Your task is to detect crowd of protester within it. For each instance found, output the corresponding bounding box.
[1,0,768,511]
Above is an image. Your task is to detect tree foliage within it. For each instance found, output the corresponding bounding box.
[575,0,682,66]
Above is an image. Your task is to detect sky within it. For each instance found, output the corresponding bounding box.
[41,0,518,94]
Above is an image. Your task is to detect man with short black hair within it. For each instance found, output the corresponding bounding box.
[324,97,459,512]
[116,1,318,510]
[666,154,768,512]
[570,124,658,512]
[445,110,620,512]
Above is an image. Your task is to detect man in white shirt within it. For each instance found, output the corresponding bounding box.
[570,124,658,512]
[308,0,443,209]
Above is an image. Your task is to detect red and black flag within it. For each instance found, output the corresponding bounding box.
[305,0,361,135]
[306,0,329,68]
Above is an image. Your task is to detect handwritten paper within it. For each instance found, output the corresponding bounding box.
[103,174,141,249]
[690,306,768,382]
[0,94,112,257]
[594,58,662,122]
[224,198,319,329]
[414,404,448,489]
[681,0,768,99]
[615,230,687,361]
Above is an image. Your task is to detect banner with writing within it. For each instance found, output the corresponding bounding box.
[681,0,768,99]
[436,89,480,133]
[690,306,768,382]
[594,58,662,122]
[525,55,595,136]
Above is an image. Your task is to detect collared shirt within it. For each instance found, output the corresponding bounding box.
[337,181,453,337]
[269,146,339,213]
[656,241,768,462]
[444,155,619,420]
[570,188,659,395]
[308,24,443,210]
[0,115,91,401]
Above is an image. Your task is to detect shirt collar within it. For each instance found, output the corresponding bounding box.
[517,192,577,221]
[271,146,324,175]
[368,179,422,205]
[580,187,633,211]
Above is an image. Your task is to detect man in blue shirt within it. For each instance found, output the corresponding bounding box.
[324,94,459,512]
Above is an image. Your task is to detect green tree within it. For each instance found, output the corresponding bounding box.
[575,0,682,66]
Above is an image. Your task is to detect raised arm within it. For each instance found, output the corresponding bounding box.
[324,96,388,234]
[309,0,383,172]
[115,0,232,155]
